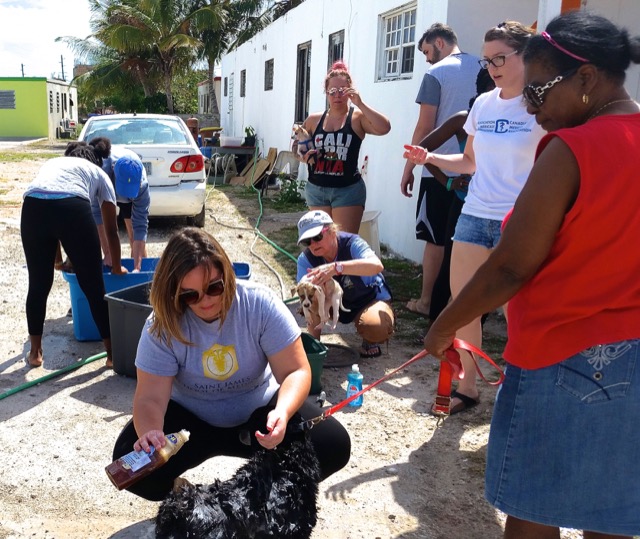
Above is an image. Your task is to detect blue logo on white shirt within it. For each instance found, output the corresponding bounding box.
[495,119,510,133]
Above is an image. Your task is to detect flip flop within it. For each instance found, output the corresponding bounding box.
[406,299,430,317]
[360,340,382,358]
[429,390,479,416]
[449,390,479,415]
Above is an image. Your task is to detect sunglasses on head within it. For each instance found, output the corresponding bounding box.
[178,278,225,305]
[300,227,328,247]
[522,68,577,108]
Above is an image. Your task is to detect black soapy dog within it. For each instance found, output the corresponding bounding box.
[155,407,321,539]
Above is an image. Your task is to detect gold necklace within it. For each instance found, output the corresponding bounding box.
[587,99,635,121]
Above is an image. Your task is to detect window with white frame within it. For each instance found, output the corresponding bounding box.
[377,3,417,81]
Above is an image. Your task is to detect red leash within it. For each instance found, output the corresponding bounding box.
[432,338,505,416]
[299,338,504,430]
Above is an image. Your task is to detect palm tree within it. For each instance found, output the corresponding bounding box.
[192,0,270,126]
[98,0,217,113]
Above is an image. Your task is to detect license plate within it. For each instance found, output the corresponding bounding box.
[143,162,152,175]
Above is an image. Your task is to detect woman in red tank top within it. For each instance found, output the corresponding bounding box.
[424,10,640,539]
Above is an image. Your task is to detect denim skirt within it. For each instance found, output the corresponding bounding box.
[485,339,640,535]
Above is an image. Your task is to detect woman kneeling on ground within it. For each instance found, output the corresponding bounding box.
[296,210,394,358]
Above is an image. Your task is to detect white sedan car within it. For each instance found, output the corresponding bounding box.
[79,113,207,226]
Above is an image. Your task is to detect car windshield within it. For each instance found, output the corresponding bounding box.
[83,118,190,145]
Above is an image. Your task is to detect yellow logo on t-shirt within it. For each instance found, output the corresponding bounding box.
[202,344,238,380]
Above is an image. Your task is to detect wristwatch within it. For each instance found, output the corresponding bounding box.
[334,262,344,275]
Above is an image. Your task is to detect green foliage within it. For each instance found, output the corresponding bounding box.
[381,256,427,343]
[172,69,207,114]
[271,175,306,211]
[244,125,256,137]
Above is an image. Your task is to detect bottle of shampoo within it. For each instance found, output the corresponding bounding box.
[105,429,190,490]
[346,364,364,408]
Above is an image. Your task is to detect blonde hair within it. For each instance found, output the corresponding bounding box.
[149,228,237,346]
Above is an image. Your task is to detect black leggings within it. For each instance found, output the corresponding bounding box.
[20,196,110,338]
[112,397,352,501]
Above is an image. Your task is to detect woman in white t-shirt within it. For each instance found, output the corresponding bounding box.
[403,21,545,415]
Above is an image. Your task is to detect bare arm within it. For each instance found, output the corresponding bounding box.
[348,89,391,136]
[305,254,384,287]
[132,370,174,452]
[424,137,580,359]
[401,103,437,197]
[100,202,126,275]
[131,240,145,271]
[255,338,311,449]
[421,112,469,188]
[403,134,477,176]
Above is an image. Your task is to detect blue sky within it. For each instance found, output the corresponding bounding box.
[0,0,92,79]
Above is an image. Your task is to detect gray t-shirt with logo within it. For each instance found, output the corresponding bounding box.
[135,280,301,427]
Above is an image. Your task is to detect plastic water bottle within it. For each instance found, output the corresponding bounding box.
[346,364,364,408]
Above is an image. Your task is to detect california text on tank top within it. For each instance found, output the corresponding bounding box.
[309,106,363,188]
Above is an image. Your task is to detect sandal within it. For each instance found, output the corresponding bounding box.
[406,299,430,317]
[360,340,382,358]
[430,390,479,416]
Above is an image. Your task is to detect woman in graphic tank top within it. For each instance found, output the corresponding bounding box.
[296,61,390,233]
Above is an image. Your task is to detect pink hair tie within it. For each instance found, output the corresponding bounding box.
[541,31,589,63]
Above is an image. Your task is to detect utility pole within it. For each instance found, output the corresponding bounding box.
[60,55,66,81]
[21,64,25,77]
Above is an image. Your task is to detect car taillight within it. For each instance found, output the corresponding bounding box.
[170,154,204,173]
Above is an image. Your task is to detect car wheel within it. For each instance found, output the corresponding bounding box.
[187,206,206,227]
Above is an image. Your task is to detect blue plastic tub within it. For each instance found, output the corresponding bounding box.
[106,262,252,377]
[62,258,159,342]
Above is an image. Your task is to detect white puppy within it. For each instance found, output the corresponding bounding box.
[294,274,349,331]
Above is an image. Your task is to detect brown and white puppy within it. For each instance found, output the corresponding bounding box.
[294,274,349,331]
[292,125,314,157]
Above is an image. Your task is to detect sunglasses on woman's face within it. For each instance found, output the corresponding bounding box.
[522,68,577,108]
[300,227,328,247]
[327,87,349,96]
[178,278,225,305]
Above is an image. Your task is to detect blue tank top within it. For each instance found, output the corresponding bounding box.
[309,106,363,188]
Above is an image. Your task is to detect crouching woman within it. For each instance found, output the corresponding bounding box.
[296,210,394,358]
[112,228,350,501]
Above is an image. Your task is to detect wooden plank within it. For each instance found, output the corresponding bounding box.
[238,155,258,177]
[265,147,277,168]
[247,159,271,186]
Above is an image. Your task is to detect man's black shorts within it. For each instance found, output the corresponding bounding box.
[415,176,455,246]
[117,201,133,220]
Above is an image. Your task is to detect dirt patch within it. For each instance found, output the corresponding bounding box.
[0,142,579,539]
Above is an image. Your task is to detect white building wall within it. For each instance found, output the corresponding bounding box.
[46,80,78,139]
[583,0,640,101]
[220,0,638,262]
